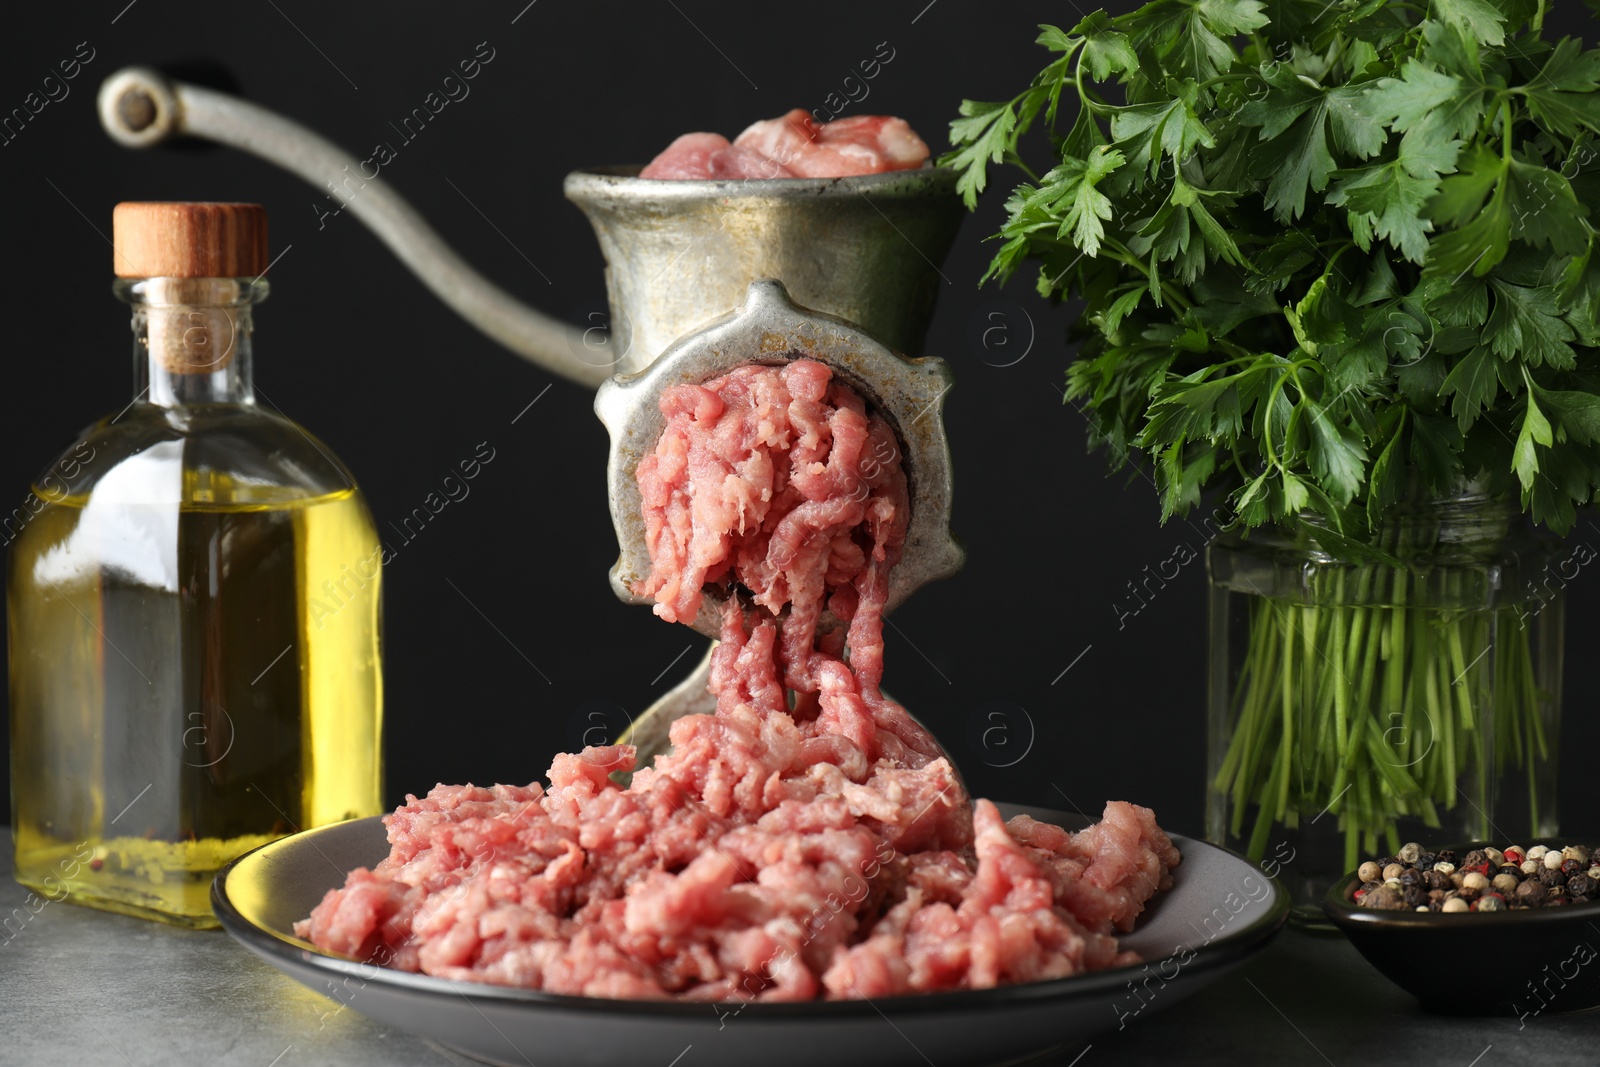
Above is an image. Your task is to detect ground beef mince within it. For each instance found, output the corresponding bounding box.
[296,359,1179,1000]
[639,109,930,179]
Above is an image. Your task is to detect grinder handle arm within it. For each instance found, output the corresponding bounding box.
[97,66,610,390]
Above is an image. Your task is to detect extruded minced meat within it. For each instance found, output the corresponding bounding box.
[639,109,930,180]
[297,359,1178,1000]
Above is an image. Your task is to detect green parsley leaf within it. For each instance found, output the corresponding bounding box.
[1557,236,1600,330]
[1028,147,1128,257]
[1430,277,1491,326]
[1305,398,1368,503]
[1110,87,1215,178]
[1246,109,1340,220]
[1035,24,1079,52]
[1323,303,1408,392]
[1413,22,1493,137]
[1234,64,1322,139]
[1410,411,1464,488]
[946,99,1023,209]
[1513,377,1554,491]
[1330,128,1461,262]
[1357,59,1461,133]
[1485,279,1577,369]
[1290,274,1364,351]
[1279,470,1311,513]
[1197,0,1271,35]
[1097,285,1147,335]
[1538,388,1600,445]
[1439,345,1499,430]
[1141,369,1237,446]
[1428,148,1588,270]
[1239,68,1387,220]
[1156,440,1218,519]
[1504,162,1590,256]
[1070,13,1140,81]
[1424,144,1508,277]
[1523,37,1600,140]
[1366,409,1407,527]
[1430,0,1508,46]
[1125,0,1268,84]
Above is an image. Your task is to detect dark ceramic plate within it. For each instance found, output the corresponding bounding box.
[213,804,1287,1067]
[1323,840,1600,1017]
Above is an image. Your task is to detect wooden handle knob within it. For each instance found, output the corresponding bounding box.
[113,202,268,278]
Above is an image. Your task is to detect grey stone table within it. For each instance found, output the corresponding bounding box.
[2,831,1594,1067]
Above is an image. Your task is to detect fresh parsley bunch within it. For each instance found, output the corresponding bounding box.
[946,0,1600,542]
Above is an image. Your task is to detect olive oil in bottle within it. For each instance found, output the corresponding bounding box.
[7,203,384,927]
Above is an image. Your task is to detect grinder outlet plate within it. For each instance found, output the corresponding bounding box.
[594,279,964,638]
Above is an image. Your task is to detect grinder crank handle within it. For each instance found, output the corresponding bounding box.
[96,66,609,390]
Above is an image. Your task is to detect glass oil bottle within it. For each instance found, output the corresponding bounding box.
[8,202,384,927]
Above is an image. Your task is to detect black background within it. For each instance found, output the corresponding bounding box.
[1,0,1595,841]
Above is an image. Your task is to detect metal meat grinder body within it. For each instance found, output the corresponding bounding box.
[95,67,966,748]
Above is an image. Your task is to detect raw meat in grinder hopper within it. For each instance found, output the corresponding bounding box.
[639,109,930,179]
[296,361,1178,999]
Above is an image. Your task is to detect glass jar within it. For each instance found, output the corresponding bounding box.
[1206,490,1562,921]
[8,265,384,927]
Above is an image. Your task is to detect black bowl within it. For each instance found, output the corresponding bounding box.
[1323,841,1600,1017]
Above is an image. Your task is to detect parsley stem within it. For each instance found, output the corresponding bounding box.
[1262,369,1291,471]
[1213,338,1257,360]
[1322,243,1355,281]
[1195,72,1256,91]
[1213,512,1550,867]
[1099,243,1195,312]
[1074,52,1090,123]
[1005,153,1040,184]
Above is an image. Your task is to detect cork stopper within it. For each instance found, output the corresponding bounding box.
[113,202,268,278]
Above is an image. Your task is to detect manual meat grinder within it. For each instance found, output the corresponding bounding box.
[95,67,966,753]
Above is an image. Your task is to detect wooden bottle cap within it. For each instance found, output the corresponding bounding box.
[112,202,268,278]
